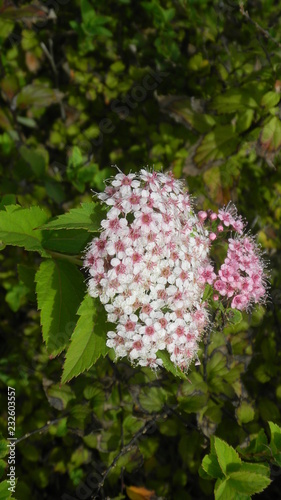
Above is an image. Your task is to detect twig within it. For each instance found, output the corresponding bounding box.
[15,418,64,445]
[94,409,172,496]
[239,2,281,50]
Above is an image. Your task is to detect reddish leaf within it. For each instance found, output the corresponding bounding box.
[126,485,155,500]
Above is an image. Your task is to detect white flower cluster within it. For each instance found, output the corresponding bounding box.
[84,169,212,371]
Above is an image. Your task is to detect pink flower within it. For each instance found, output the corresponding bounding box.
[198,211,208,221]
[218,209,233,227]
[210,212,218,221]
[231,294,248,310]
[214,280,227,295]
[198,265,216,285]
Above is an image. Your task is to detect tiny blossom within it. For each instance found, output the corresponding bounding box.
[209,232,217,241]
[84,168,211,371]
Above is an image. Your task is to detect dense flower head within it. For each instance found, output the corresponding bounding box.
[214,236,268,310]
[84,169,213,371]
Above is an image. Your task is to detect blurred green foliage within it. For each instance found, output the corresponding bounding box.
[1,0,281,498]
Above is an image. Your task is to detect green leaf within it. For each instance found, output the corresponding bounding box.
[156,349,187,379]
[18,264,36,301]
[0,205,49,256]
[206,352,227,380]
[202,452,224,479]
[215,478,236,500]
[19,146,47,178]
[40,203,106,232]
[260,116,281,152]
[203,283,213,301]
[269,421,281,455]
[42,229,92,255]
[228,471,271,495]
[139,386,167,413]
[211,89,258,114]
[61,295,109,383]
[194,125,239,166]
[0,480,13,500]
[178,372,208,412]
[15,84,63,110]
[35,260,85,356]
[45,383,75,410]
[226,308,243,325]
[239,462,270,477]
[236,109,254,134]
[261,91,280,111]
[0,440,8,459]
[214,437,241,475]
[0,194,16,210]
[236,402,255,424]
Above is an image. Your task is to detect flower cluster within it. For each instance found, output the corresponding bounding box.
[214,236,267,310]
[84,169,213,370]
[84,169,268,372]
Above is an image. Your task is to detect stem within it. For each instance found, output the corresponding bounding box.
[239,2,281,49]
[46,250,83,267]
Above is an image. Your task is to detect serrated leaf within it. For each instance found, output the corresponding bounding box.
[61,295,109,383]
[40,202,106,232]
[156,349,187,379]
[42,229,92,255]
[228,471,271,495]
[35,260,85,355]
[239,462,270,477]
[215,478,235,500]
[0,204,49,256]
[214,437,241,475]
[269,421,281,454]
[202,452,224,479]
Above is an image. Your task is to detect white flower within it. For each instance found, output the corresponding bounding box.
[84,169,212,372]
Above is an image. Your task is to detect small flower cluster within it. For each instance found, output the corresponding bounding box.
[214,236,267,310]
[197,203,268,310]
[84,169,213,370]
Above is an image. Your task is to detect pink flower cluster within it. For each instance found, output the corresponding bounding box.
[84,169,213,370]
[213,236,267,310]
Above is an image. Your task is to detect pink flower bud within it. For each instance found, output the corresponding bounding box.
[217,225,224,232]
[198,211,208,221]
[210,212,218,221]
[213,294,219,301]
[209,232,217,241]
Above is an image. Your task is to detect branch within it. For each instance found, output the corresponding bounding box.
[94,409,172,495]
[15,418,64,445]
[239,2,281,50]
